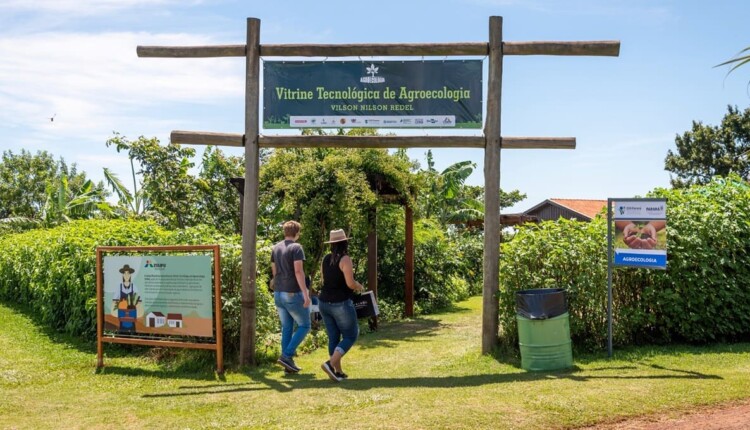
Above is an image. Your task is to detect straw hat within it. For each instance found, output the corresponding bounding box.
[324,229,349,243]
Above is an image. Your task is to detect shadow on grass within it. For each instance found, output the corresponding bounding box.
[357,317,445,350]
[142,383,270,398]
[97,364,221,381]
[142,363,722,397]
[1,300,97,354]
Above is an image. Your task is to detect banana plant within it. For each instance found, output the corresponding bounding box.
[41,174,112,224]
[103,165,148,216]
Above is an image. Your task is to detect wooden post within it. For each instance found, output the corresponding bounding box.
[405,205,414,318]
[367,208,378,296]
[214,246,224,374]
[482,16,503,354]
[96,248,104,369]
[239,18,260,366]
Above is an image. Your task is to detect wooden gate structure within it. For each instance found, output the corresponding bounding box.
[138,16,619,365]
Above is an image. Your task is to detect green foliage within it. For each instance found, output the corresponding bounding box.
[107,134,200,229]
[0,220,172,336]
[416,152,525,227]
[643,176,750,343]
[0,219,278,360]
[195,146,244,234]
[499,217,608,351]
[377,215,480,315]
[499,175,750,351]
[259,145,416,279]
[0,149,109,223]
[665,105,750,187]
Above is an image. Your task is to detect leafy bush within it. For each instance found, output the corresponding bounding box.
[499,218,608,351]
[0,219,277,361]
[377,214,476,315]
[498,175,750,351]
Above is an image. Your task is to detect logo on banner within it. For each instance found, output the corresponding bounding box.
[144,260,167,269]
[360,64,385,84]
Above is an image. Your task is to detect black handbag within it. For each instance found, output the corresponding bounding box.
[353,291,380,319]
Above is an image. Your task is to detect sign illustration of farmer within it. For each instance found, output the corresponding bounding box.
[113,264,141,333]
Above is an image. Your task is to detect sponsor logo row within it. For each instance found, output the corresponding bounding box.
[290,115,456,128]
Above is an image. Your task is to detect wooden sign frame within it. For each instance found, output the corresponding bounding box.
[96,245,224,373]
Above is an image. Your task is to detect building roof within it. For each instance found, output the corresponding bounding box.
[524,198,607,221]
[167,313,183,320]
[549,199,607,219]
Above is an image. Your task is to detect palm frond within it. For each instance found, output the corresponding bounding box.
[103,167,134,204]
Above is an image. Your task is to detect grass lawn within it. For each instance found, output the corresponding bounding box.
[1,296,749,429]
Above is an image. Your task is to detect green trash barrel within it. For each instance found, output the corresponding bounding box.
[516,289,573,371]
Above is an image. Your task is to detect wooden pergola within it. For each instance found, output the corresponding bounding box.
[138,16,619,365]
[230,173,417,322]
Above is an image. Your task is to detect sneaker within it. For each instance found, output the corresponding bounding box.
[321,361,342,382]
[277,355,300,373]
[335,371,348,379]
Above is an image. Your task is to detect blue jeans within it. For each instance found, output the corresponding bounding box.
[274,292,311,358]
[319,299,359,356]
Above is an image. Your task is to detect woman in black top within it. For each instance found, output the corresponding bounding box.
[319,229,364,382]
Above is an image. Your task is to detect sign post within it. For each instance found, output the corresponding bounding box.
[607,198,667,357]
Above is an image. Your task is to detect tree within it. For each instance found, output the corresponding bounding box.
[665,105,750,187]
[0,149,108,222]
[106,133,200,229]
[0,150,58,218]
[195,146,244,234]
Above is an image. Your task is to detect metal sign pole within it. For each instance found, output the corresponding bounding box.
[607,198,613,358]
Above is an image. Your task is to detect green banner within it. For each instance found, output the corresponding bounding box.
[103,255,214,337]
[263,60,482,129]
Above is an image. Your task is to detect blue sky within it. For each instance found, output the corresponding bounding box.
[1,0,749,213]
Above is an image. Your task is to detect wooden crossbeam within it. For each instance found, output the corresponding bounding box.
[137,45,245,57]
[504,41,620,56]
[170,131,575,149]
[138,40,619,58]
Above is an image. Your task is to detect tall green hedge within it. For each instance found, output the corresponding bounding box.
[499,175,750,351]
[0,220,277,359]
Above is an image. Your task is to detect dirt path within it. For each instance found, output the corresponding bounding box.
[580,400,750,429]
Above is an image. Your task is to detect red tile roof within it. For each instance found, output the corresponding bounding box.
[549,199,607,219]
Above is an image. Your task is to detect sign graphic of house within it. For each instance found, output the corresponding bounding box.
[167,313,183,328]
[146,312,166,328]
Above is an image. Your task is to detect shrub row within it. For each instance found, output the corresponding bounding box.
[499,176,750,351]
[0,220,277,359]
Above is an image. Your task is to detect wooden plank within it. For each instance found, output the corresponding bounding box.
[405,206,414,318]
[96,245,218,252]
[213,246,224,374]
[96,249,104,368]
[482,16,503,355]
[137,41,619,59]
[239,17,261,367]
[102,337,218,350]
[170,132,574,150]
[502,137,575,149]
[171,131,243,147]
[260,43,488,57]
[259,135,484,148]
[504,41,620,56]
[137,45,245,57]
